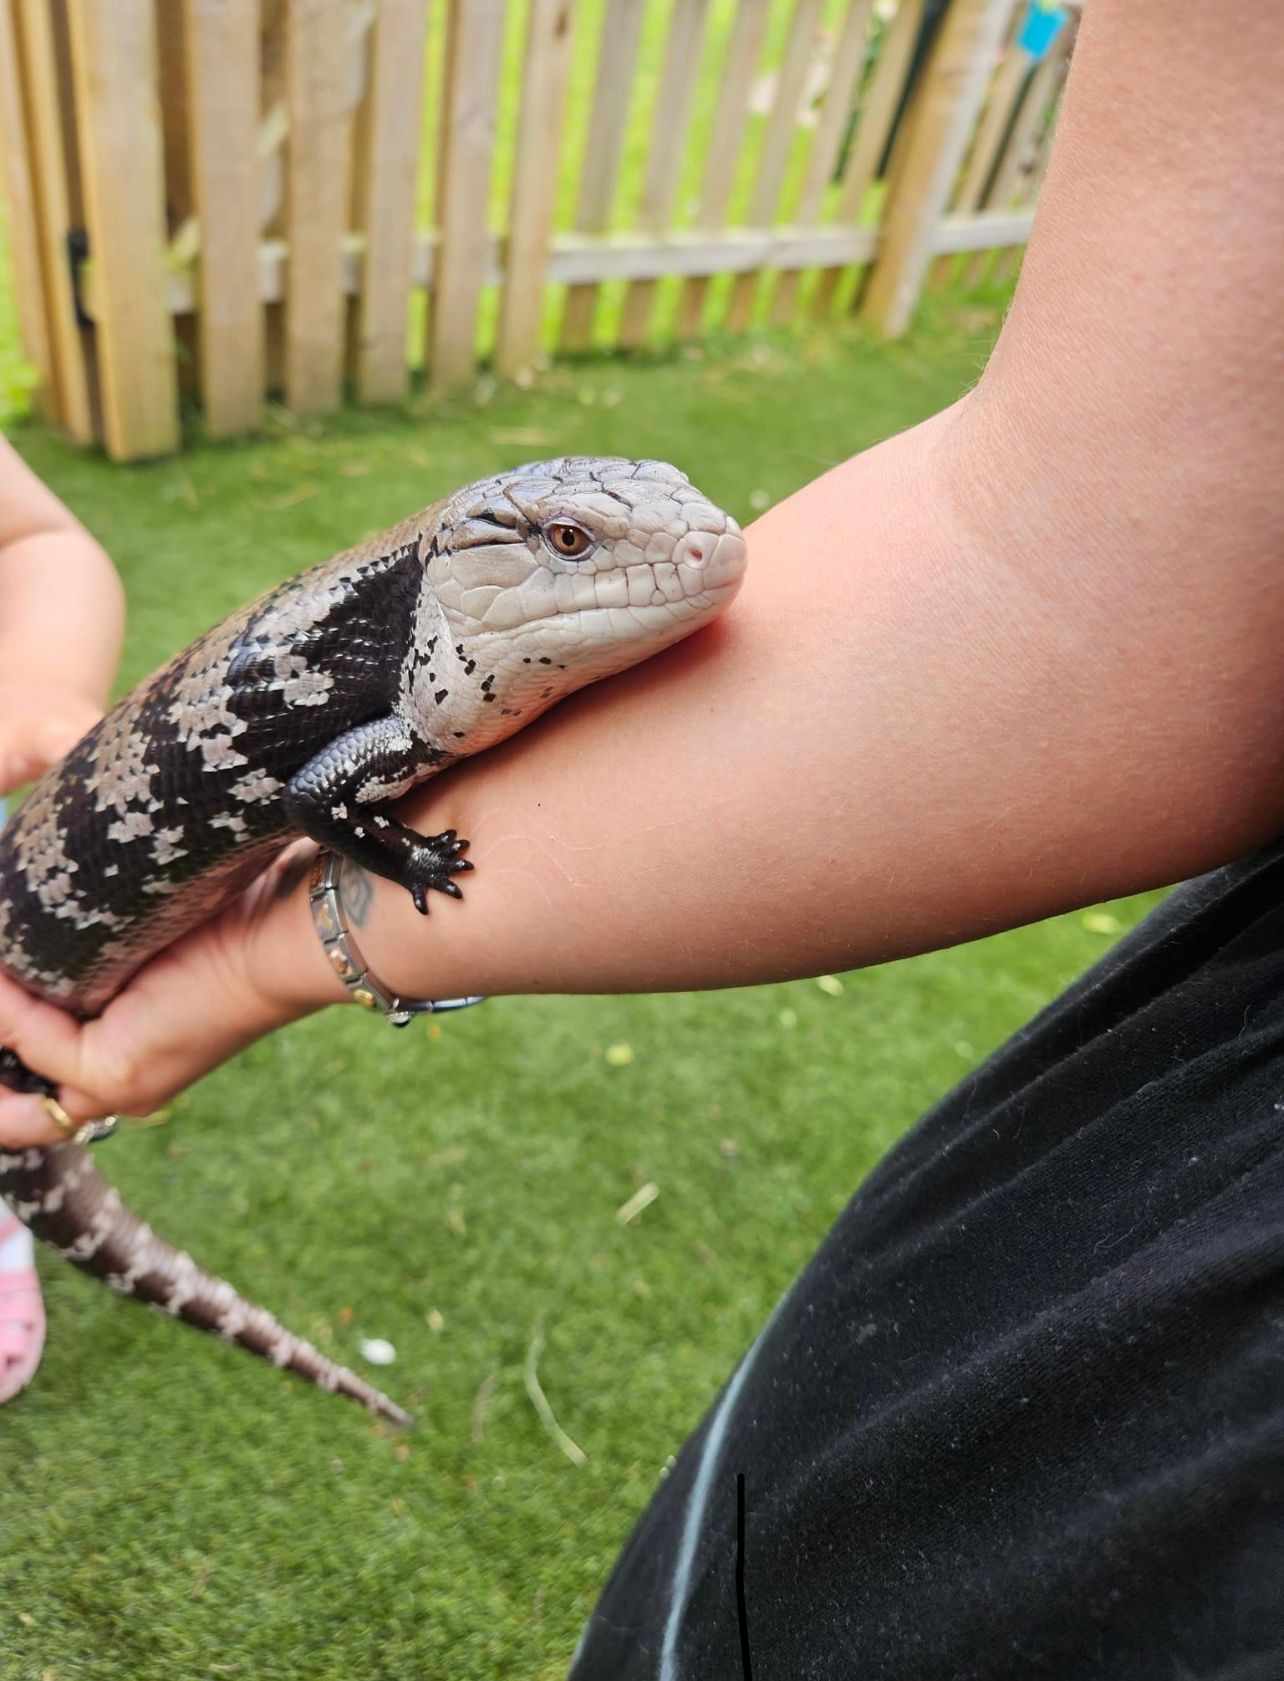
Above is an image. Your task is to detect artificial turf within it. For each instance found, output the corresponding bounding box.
[0,311,1161,1679]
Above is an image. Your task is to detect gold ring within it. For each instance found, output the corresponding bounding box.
[40,1094,78,1136]
[40,1095,119,1146]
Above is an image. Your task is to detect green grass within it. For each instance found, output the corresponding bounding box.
[0,308,1161,1680]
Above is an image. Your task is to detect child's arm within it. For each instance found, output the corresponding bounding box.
[0,437,125,793]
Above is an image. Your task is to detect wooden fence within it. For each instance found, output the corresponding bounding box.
[0,0,1075,460]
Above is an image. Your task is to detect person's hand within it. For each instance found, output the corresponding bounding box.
[0,682,102,796]
[0,842,342,1147]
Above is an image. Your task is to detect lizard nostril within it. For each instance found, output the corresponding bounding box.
[684,538,707,565]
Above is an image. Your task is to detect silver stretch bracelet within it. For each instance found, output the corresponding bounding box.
[308,851,486,1028]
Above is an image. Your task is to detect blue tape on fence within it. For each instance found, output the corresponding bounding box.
[1017,3,1068,62]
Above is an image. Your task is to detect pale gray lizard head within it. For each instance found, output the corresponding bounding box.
[406,457,747,748]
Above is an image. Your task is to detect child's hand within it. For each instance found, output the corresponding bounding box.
[0,841,341,1146]
[0,682,102,797]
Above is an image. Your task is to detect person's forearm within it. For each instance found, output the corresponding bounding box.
[0,439,124,708]
[0,533,124,707]
[260,413,1284,1014]
[267,411,1037,1006]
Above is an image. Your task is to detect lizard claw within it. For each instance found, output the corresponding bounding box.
[402,830,474,912]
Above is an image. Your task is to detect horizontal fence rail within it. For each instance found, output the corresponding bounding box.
[0,0,1076,458]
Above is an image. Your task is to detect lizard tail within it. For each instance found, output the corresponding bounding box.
[0,1140,412,1428]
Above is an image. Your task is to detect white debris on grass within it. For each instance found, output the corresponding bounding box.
[525,1316,587,1468]
[616,1182,659,1225]
[1082,910,1122,935]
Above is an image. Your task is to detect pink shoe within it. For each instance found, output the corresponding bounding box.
[0,1212,45,1403]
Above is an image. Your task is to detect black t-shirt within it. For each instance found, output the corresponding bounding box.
[571,843,1284,1679]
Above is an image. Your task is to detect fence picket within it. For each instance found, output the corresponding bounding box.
[0,0,54,420]
[675,0,772,339]
[14,0,91,438]
[560,0,645,353]
[185,0,261,436]
[724,0,826,333]
[771,0,876,325]
[928,22,1024,289]
[988,28,1066,206]
[811,0,922,319]
[497,0,574,382]
[963,21,1067,287]
[66,0,177,458]
[863,0,1014,336]
[988,34,1068,288]
[353,0,430,404]
[429,0,503,390]
[617,0,712,350]
[284,0,349,414]
[811,0,923,318]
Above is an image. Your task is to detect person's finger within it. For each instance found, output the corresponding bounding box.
[0,970,84,1085]
[0,754,34,798]
[0,970,91,1145]
[0,731,46,795]
[0,703,102,796]
[36,703,101,764]
[0,1093,65,1147]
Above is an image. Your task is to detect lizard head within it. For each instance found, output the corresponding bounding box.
[410,457,747,746]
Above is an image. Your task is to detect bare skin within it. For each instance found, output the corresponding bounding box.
[0,434,124,1399]
[0,0,1280,1143]
[0,437,124,790]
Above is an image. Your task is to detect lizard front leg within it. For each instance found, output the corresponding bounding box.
[285,717,471,914]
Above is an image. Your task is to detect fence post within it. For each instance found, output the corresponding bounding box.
[675,0,771,338]
[811,0,924,320]
[928,16,1025,289]
[963,18,1069,286]
[987,20,1072,286]
[353,0,430,405]
[617,0,711,350]
[559,0,646,354]
[13,0,93,439]
[430,0,504,392]
[0,0,55,420]
[771,0,876,326]
[185,0,262,436]
[724,0,826,333]
[67,0,178,458]
[862,0,1014,338]
[496,0,574,383]
[285,0,348,415]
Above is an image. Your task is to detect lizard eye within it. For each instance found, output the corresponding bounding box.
[544,521,595,560]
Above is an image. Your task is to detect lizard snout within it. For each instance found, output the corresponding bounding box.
[675,525,747,594]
